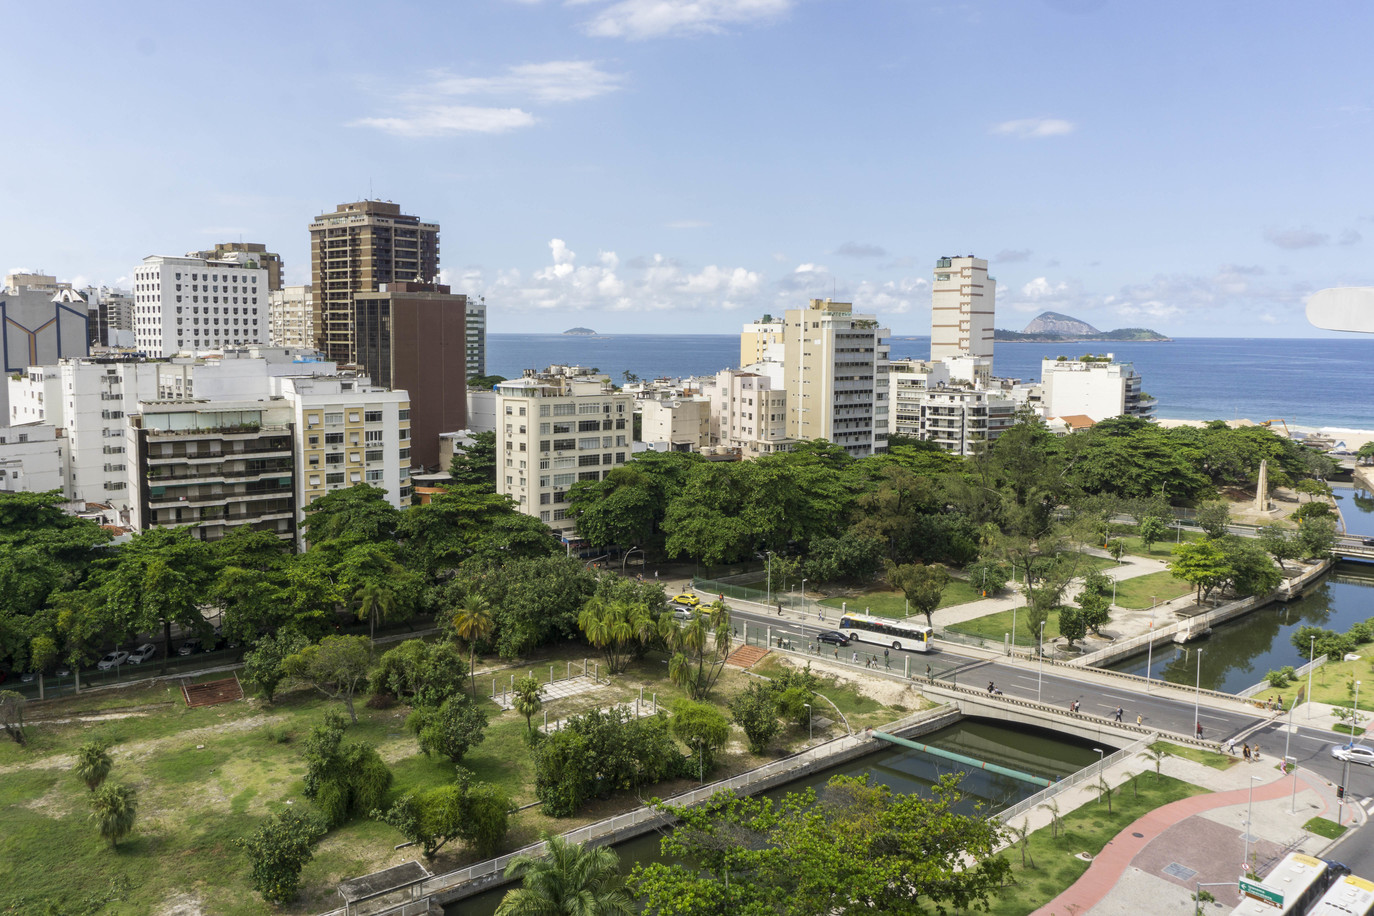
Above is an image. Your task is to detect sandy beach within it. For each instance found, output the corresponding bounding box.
[1155,417,1374,452]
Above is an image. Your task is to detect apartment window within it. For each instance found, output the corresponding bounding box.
[365,449,384,462]
[364,410,382,422]
[350,452,362,463]
[366,469,384,482]
[578,419,600,432]
[552,438,574,451]
[578,454,600,467]
[398,447,410,460]
[324,412,343,424]
[539,422,550,434]
[309,475,321,487]
[326,472,345,485]
[578,437,600,449]
[350,471,362,483]
[552,508,569,521]
[553,473,576,487]
[553,403,575,416]
[325,432,344,444]
[579,471,600,482]
[348,412,361,423]
[326,453,343,465]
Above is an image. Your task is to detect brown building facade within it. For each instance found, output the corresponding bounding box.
[354,282,466,471]
[309,201,440,364]
[191,242,285,292]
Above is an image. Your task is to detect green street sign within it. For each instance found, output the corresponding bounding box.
[1239,876,1284,907]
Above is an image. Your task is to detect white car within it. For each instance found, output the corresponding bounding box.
[127,643,157,665]
[1331,744,1374,766]
[96,650,130,671]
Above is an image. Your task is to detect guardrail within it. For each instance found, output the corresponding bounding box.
[1238,654,1328,700]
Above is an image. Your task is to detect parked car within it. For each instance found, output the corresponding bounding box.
[96,651,130,671]
[1362,537,1374,547]
[816,630,851,647]
[177,638,203,656]
[20,671,36,683]
[672,593,700,607]
[1331,744,1374,766]
[128,643,158,665]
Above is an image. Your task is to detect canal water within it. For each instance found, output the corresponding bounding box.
[1105,482,1374,693]
[448,718,1106,915]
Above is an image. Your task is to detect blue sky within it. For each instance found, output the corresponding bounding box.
[4,0,1372,337]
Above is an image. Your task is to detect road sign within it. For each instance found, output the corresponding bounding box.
[1239,876,1283,907]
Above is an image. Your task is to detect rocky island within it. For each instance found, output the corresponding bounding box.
[563,327,597,336]
[994,311,1170,342]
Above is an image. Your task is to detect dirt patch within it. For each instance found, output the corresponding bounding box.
[769,654,920,708]
[157,892,206,916]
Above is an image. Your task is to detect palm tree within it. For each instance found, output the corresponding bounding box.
[513,675,544,735]
[354,580,397,642]
[496,833,633,916]
[90,782,137,848]
[1138,744,1167,779]
[453,596,495,697]
[73,738,113,792]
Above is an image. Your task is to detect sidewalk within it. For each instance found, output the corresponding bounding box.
[1028,755,1360,915]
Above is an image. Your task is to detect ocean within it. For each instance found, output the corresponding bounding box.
[488,334,1374,431]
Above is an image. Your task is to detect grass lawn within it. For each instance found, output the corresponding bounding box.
[1110,570,1194,609]
[985,773,1207,916]
[1117,530,1205,560]
[1303,640,1374,710]
[1151,741,1235,770]
[1304,817,1347,840]
[818,579,985,618]
[948,607,1064,644]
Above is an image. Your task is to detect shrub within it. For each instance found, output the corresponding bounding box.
[237,809,327,904]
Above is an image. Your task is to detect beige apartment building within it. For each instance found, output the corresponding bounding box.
[494,369,632,540]
[190,243,284,291]
[739,316,784,366]
[308,200,440,364]
[781,299,889,457]
[709,368,793,458]
[930,256,996,362]
[268,285,314,350]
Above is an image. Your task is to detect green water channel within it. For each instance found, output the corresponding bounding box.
[447,717,1106,915]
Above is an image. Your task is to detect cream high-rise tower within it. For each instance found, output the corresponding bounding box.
[781,298,889,457]
[930,255,995,362]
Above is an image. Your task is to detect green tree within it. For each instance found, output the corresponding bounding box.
[1258,524,1299,570]
[1076,589,1111,636]
[1296,478,1331,502]
[1296,516,1338,559]
[1139,515,1170,551]
[1219,536,1283,597]
[452,595,496,697]
[885,562,949,627]
[660,601,732,700]
[729,683,781,754]
[578,597,654,675]
[498,834,633,916]
[1194,502,1231,539]
[1106,538,1127,563]
[89,782,137,849]
[1169,540,1231,604]
[283,635,373,724]
[407,696,489,764]
[300,483,401,549]
[448,430,498,491]
[97,527,215,674]
[373,638,469,708]
[300,712,393,827]
[964,558,1009,597]
[1357,441,1374,465]
[401,485,558,580]
[802,534,886,585]
[1057,605,1087,647]
[337,542,419,639]
[472,556,599,659]
[629,773,1008,916]
[669,699,730,771]
[73,738,114,792]
[513,675,544,735]
[241,630,308,704]
[237,808,327,904]
[378,771,511,859]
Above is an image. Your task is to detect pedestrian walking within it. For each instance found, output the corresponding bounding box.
[1196,722,1204,739]
[926,664,933,678]
[777,603,783,616]
[1278,694,1284,710]
[1136,713,1143,726]
[1225,737,1236,754]
[833,648,839,659]
[1114,706,1123,722]
[654,570,659,580]
[884,648,890,664]
[1243,744,1251,761]
[1253,744,1261,760]
[852,651,858,664]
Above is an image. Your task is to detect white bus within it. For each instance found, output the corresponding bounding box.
[1309,874,1374,916]
[838,613,933,652]
[1230,854,1332,916]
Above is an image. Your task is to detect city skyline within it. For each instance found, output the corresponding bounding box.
[4,1,1372,338]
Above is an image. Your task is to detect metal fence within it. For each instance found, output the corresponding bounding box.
[995,732,1158,825]
[692,575,812,612]
[1238,654,1328,699]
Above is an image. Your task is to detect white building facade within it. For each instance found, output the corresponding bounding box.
[930,256,996,363]
[132,255,268,357]
[781,299,890,457]
[268,285,315,350]
[709,368,793,458]
[1039,356,1156,423]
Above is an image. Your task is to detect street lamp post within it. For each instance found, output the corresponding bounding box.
[1037,621,1047,703]
[765,550,773,608]
[1287,756,1299,815]
[1011,606,1018,654]
[1244,775,1261,869]
[1094,747,1105,777]
[1283,698,1295,771]
[1308,635,1316,721]
[1146,610,1155,693]
[805,702,812,742]
[1193,648,1203,738]
[1355,680,1363,741]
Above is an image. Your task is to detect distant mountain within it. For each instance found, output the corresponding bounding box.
[994,312,1170,342]
[563,327,597,336]
[1023,311,1099,336]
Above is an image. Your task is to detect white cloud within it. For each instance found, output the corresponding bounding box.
[455,239,760,314]
[991,117,1075,138]
[1021,277,1068,300]
[427,60,623,103]
[580,0,794,39]
[1264,227,1329,249]
[834,241,887,258]
[351,60,620,137]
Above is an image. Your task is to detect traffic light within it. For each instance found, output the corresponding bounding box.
[1337,785,1345,800]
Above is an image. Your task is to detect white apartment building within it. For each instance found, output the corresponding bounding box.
[930,256,996,363]
[709,368,794,458]
[889,359,1015,455]
[781,299,890,457]
[0,423,66,494]
[466,296,487,378]
[83,286,135,348]
[131,255,268,357]
[739,316,784,366]
[127,400,296,541]
[283,376,412,516]
[268,285,315,350]
[1039,355,1155,423]
[641,397,712,452]
[495,370,632,539]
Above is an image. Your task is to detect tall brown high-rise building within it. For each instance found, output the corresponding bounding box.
[190,242,285,291]
[354,282,467,471]
[308,201,440,364]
